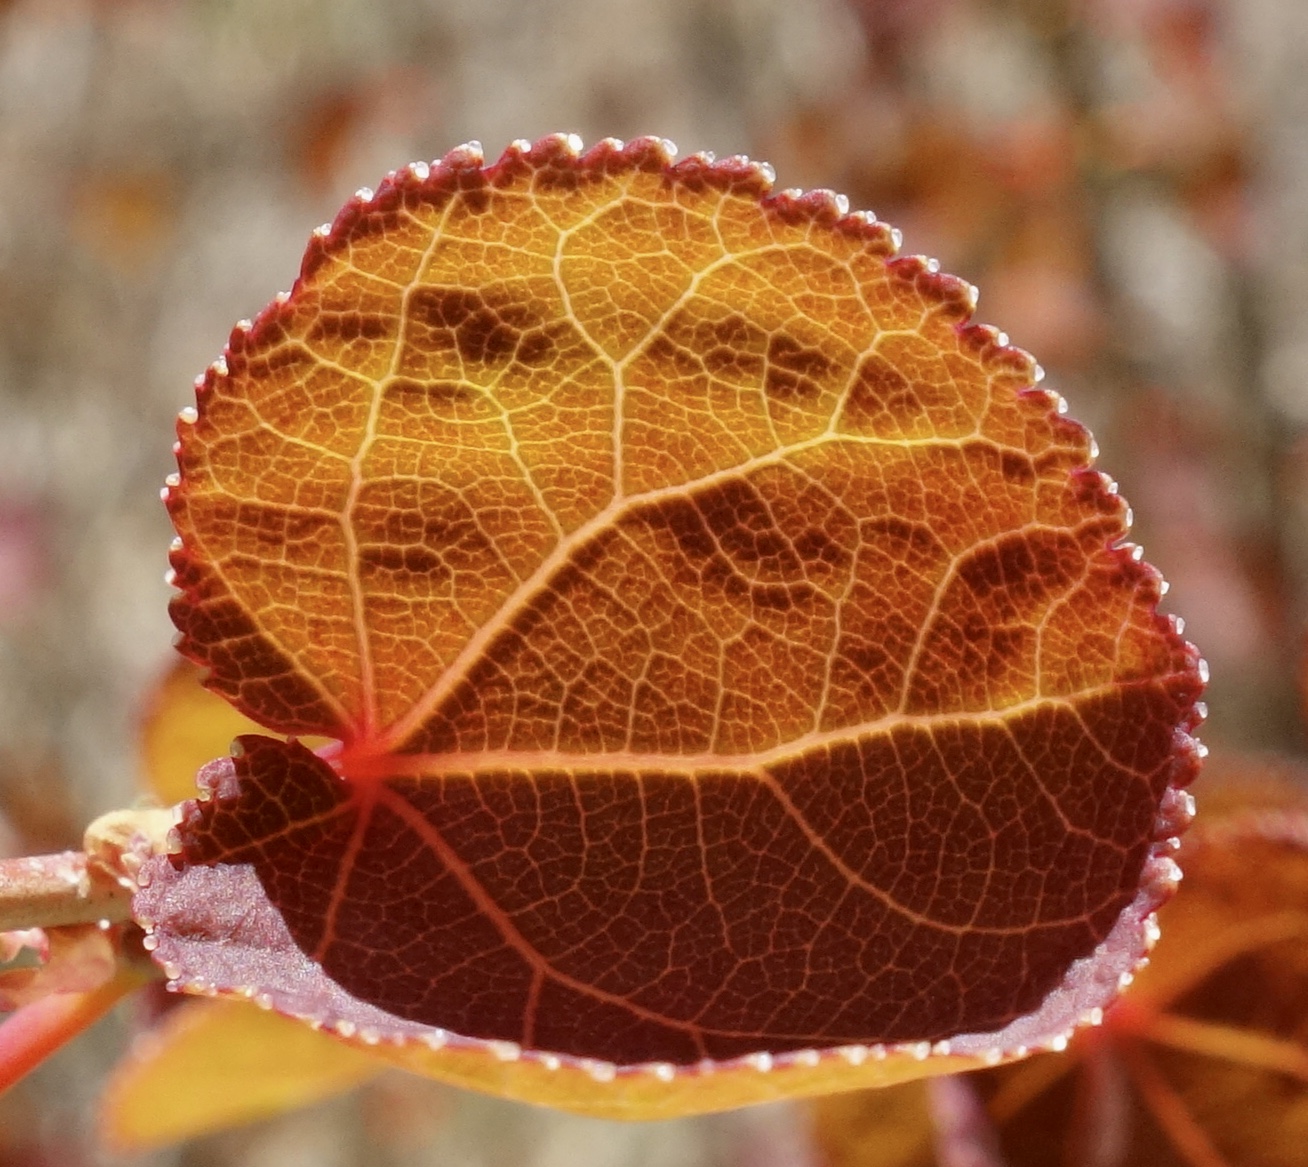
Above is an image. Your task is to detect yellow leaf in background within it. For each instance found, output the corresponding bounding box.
[139,658,325,804]
[139,659,266,805]
[810,1080,935,1167]
[100,997,384,1152]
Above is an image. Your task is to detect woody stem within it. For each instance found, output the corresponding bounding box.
[0,852,134,933]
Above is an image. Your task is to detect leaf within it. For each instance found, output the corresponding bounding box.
[0,924,116,1011]
[1087,771,1308,1167]
[100,997,384,1152]
[810,1079,937,1167]
[136,134,1204,1117]
[0,963,148,1095]
[812,762,1308,1167]
[139,657,307,805]
[129,661,385,1149]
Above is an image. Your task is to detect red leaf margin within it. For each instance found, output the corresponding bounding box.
[139,134,1207,1117]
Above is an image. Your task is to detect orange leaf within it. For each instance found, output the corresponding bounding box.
[137,135,1203,1118]
[100,997,383,1152]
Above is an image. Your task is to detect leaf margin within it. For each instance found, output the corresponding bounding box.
[144,132,1208,1119]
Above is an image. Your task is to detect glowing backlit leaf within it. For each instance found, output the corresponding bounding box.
[137,135,1203,1117]
[126,663,368,1147]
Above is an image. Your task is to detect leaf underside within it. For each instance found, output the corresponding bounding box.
[137,134,1204,1117]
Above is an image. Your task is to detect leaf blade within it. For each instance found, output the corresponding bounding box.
[146,135,1205,1114]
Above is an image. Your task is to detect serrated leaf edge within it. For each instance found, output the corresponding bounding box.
[150,133,1208,1112]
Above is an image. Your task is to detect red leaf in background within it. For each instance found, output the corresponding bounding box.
[135,135,1203,1116]
[0,925,116,1012]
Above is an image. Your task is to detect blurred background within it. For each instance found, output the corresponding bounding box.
[1,0,1305,1163]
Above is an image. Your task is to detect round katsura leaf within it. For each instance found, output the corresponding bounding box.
[137,135,1204,1118]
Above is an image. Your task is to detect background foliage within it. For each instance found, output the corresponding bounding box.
[0,0,1303,1163]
